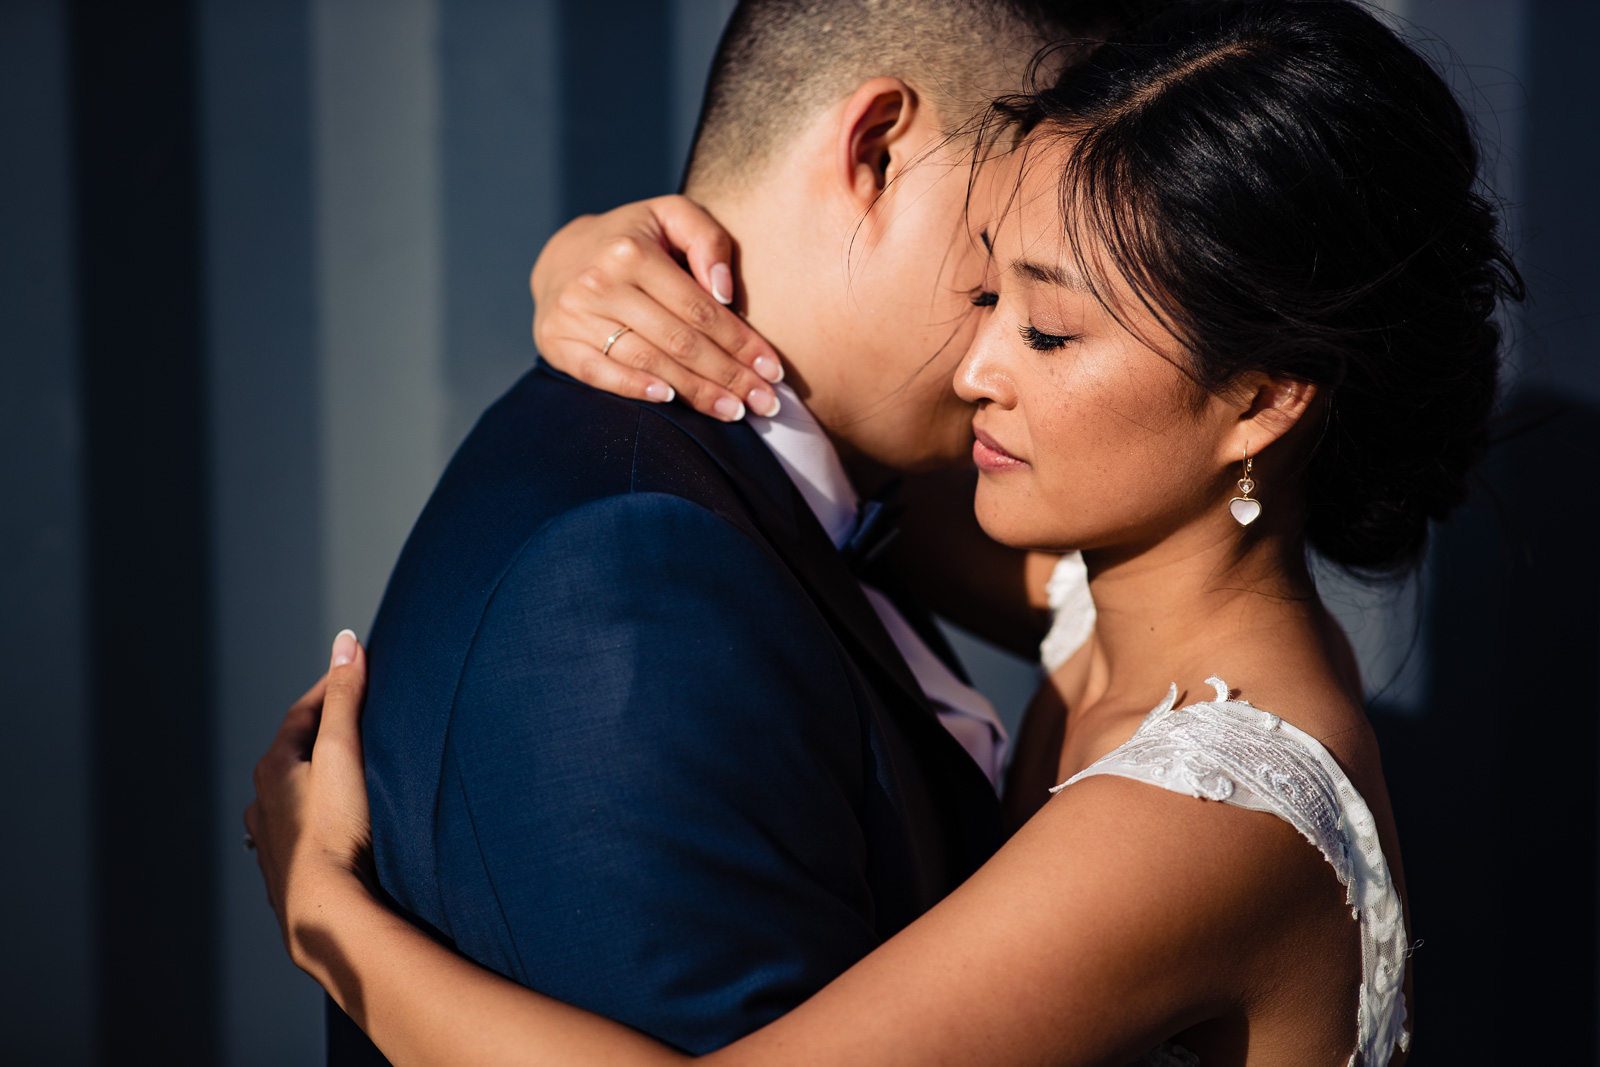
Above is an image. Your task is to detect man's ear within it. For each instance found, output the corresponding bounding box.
[1220,374,1319,464]
[835,77,921,208]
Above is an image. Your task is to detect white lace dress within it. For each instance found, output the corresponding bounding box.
[1051,677,1411,1067]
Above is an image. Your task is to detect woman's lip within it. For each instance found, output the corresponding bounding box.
[972,427,1028,471]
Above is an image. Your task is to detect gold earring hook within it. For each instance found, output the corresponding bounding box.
[1229,444,1263,526]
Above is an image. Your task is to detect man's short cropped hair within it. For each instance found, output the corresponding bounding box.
[683,0,1144,195]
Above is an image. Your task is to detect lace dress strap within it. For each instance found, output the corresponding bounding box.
[1053,677,1409,1067]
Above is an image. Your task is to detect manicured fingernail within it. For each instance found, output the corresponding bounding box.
[710,263,733,305]
[645,382,675,403]
[752,354,784,383]
[331,629,358,667]
[713,395,746,422]
[748,388,781,417]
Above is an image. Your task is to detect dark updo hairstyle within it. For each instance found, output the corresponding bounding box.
[986,0,1524,575]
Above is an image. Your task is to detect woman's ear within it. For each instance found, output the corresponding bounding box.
[1221,374,1319,463]
[834,77,920,208]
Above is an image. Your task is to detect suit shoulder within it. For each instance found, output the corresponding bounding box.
[443,369,741,516]
[476,490,864,714]
[496,490,795,618]
[445,368,647,495]
[391,373,751,585]
[456,490,871,793]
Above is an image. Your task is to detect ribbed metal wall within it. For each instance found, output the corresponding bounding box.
[3,1,1597,1062]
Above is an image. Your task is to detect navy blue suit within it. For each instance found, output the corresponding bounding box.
[328,365,1002,1061]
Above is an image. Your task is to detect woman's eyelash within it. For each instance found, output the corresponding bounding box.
[1019,324,1075,351]
[969,291,1074,350]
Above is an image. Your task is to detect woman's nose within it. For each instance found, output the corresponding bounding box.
[954,322,1019,408]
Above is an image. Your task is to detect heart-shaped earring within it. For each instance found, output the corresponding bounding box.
[1228,448,1262,526]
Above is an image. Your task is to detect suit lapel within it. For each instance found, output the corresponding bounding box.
[611,377,1005,886]
[641,399,936,719]
[857,559,974,687]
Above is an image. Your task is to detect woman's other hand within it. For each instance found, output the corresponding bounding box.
[530,195,785,422]
[245,630,375,969]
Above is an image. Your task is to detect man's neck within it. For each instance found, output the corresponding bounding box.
[696,188,866,487]
[695,189,842,416]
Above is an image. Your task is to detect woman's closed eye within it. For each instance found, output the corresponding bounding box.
[967,284,1075,349]
[1020,323,1076,351]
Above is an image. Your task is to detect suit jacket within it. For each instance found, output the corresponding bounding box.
[329,365,1003,1061]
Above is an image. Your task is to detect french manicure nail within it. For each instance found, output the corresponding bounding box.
[710,263,733,305]
[331,629,358,667]
[752,355,784,383]
[713,395,746,422]
[748,388,781,418]
[645,382,675,403]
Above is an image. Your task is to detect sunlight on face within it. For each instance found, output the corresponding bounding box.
[807,146,991,472]
[954,140,1238,554]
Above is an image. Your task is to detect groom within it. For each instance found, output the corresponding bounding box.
[337,0,1127,1060]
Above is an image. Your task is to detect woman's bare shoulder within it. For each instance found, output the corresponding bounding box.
[1040,772,1348,921]
[1032,774,1361,1052]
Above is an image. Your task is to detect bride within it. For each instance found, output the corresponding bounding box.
[247,2,1520,1063]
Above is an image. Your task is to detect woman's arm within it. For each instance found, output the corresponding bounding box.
[296,880,686,1067]
[251,637,1322,1067]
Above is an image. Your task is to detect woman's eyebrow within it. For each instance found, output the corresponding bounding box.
[1012,258,1089,293]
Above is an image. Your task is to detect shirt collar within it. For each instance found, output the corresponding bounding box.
[749,380,1010,785]
[749,381,859,550]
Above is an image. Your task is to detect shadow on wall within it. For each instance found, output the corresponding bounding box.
[1372,392,1600,1062]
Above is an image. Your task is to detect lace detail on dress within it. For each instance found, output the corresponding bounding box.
[1052,678,1409,1067]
